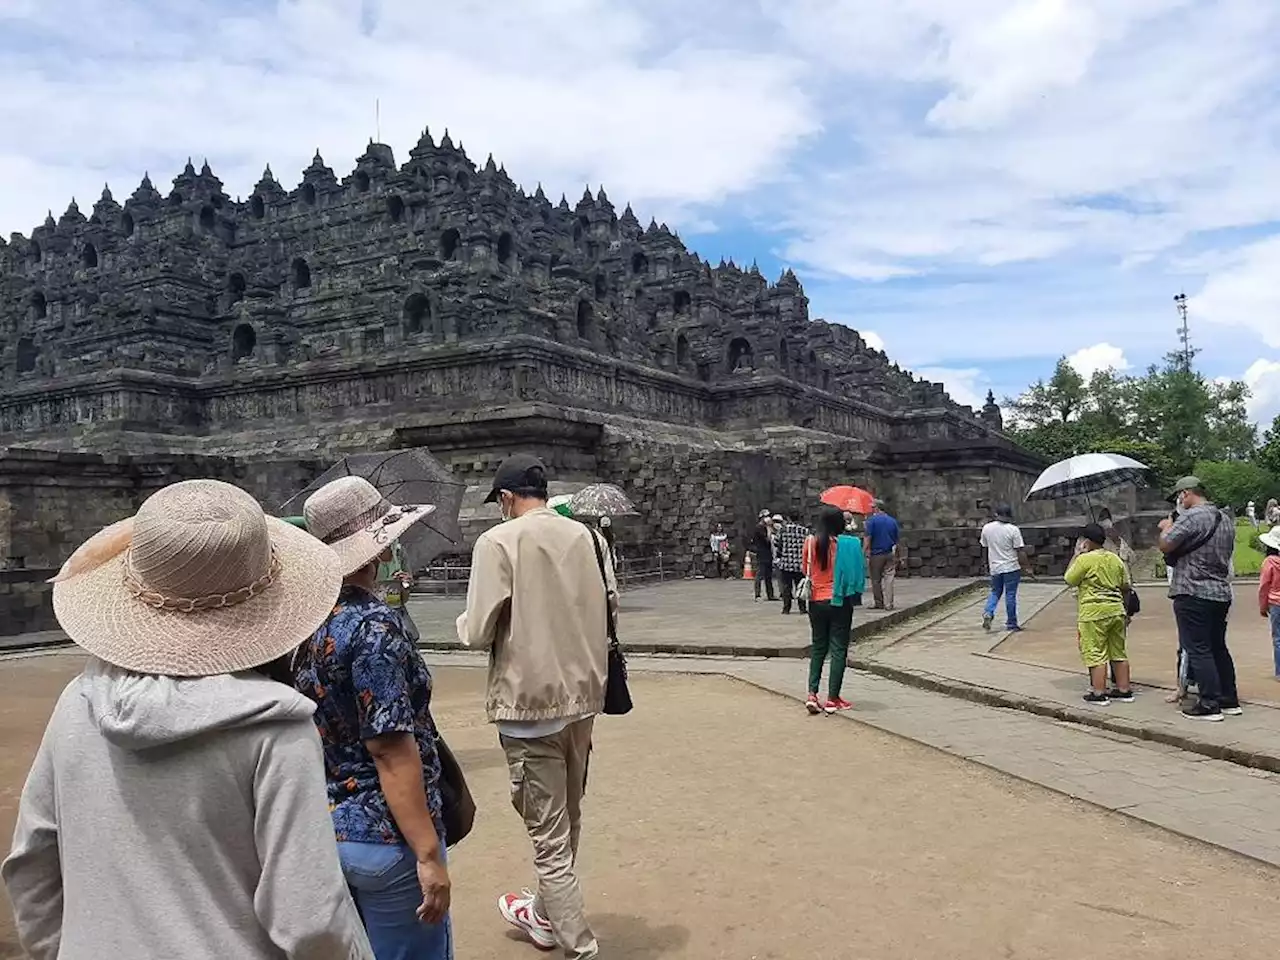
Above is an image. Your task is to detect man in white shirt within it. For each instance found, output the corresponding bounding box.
[980,503,1034,631]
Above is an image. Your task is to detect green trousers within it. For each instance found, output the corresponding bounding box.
[808,600,854,697]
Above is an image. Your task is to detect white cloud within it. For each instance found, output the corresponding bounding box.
[769,1,1280,280]
[914,366,988,410]
[1194,235,1280,349]
[3,0,1279,427]
[0,0,819,235]
[1244,359,1280,428]
[1067,342,1131,379]
[861,330,886,352]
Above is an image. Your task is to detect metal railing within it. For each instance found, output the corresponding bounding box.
[410,551,670,596]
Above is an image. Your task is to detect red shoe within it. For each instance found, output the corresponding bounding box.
[498,890,556,950]
[805,693,822,715]
[824,697,853,714]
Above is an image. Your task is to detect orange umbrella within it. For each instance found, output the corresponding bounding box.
[821,485,875,515]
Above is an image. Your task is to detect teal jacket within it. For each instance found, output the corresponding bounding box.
[831,534,867,607]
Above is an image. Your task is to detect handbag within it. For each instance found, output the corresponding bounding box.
[1124,587,1141,617]
[796,576,813,602]
[589,530,633,716]
[435,734,476,847]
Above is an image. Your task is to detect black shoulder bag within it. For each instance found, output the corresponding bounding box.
[1165,509,1225,565]
[435,734,476,847]
[589,530,633,716]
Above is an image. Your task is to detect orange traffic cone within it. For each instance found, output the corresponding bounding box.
[743,552,755,580]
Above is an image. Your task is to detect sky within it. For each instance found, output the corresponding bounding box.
[2,0,1278,428]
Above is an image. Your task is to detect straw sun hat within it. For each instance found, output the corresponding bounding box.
[52,479,343,678]
[303,476,436,576]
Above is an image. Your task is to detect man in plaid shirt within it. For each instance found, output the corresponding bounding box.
[776,514,810,615]
[1159,476,1238,722]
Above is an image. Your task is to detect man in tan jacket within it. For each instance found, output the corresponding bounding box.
[457,454,613,960]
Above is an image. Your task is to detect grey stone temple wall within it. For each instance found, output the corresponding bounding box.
[0,130,1051,630]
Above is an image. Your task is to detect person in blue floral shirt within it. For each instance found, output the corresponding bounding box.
[294,477,450,960]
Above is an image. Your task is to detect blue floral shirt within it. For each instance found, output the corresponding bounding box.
[293,585,443,843]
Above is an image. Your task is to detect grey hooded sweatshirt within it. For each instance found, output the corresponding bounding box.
[2,657,374,960]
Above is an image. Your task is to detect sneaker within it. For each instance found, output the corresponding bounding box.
[1108,688,1135,702]
[1221,703,1244,716]
[824,696,853,714]
[1182,702,1224,722]
[498,891,556,950]
[805,694,822,715]
[982,614,993,631]
[1006,624,1023,633]
[1082,691,1110,705]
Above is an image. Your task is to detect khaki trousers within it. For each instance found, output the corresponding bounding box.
[869,553,896,609]
[500,717,598,960]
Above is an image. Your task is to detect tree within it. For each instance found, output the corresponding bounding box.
[1193,460,1277,510]
[1006,357,1087,427]
[1257,415,1280,478]
[1007,352,1257,488]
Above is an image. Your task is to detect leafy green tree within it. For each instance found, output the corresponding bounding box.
[1254,415,1280,478]
[1007,351,1256,488]
[1193,460,1278,510]
[1007,357,1086,427]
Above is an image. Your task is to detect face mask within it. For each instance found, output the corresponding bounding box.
[1175,492,1187,510]
[499,493,514,522]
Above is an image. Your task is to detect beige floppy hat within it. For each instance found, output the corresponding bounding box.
[303,476,436,576]
[1260,525,1280,552]
[52,479,343,678]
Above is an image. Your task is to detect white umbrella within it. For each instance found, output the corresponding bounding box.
[1025,453,1149,503]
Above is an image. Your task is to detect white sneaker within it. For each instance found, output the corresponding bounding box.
[498,890,556,950]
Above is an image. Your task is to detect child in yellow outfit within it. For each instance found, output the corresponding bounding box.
[1065,522,1133,705]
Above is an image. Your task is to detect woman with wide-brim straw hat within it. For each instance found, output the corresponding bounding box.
[0,479,373,960]
[292,475,453,960]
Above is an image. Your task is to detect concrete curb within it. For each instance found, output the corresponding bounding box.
[850,656,1280,775]
[419,580,985,660]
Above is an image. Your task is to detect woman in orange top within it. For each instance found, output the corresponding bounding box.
[803,506,853,715]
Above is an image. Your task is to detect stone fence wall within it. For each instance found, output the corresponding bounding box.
[0,568,59,636]
[903,525,1080,579]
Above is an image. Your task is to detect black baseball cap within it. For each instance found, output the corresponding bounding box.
[484,453,548,503]
[1081,522,1107,546]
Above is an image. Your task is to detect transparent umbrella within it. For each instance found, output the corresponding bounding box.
[569,483,637,519]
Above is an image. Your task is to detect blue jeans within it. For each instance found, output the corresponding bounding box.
[338,841,452,960]
[1270,606,1280,676]
[984,571,1022,627]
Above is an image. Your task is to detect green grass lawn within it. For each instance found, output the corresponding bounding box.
[1143,518,1266,579]
[1234,518,1266,577]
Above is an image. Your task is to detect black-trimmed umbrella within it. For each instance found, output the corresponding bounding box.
[279,448,465,568]
[1025,453,1149,519]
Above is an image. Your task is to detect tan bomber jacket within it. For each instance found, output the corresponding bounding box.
[456,507,617,722]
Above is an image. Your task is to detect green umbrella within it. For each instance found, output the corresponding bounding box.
[281,516,309,530]
[548,494,574,517]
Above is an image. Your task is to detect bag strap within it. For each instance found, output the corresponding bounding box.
[1167,509,1224,563]
[588,531,619,646]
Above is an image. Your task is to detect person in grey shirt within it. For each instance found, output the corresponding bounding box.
[1159,476,1239,722]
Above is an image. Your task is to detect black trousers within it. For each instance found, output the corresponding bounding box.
[779,570,807,614]
[1173,595,1236,709]
[754,558,776,599]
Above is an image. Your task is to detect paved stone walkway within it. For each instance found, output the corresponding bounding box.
[407,576,976,656]
[858,584,1280,773]
[427,648,1280,867]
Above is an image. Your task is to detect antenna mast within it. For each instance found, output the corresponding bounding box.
[1173,292,1192,371]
